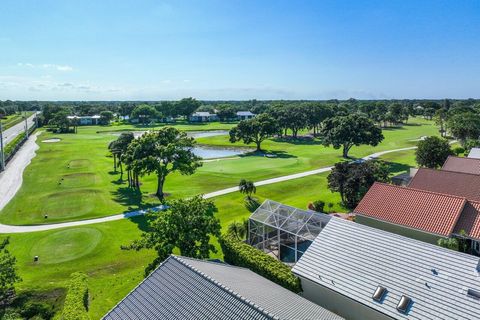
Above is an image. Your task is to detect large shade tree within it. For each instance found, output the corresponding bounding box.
[131,104,158,125]
[108,132,135,178]
[126,196,221,275]
[446,112,480,144]
[229,113,280,151]
[176,97,201,119]
[126,127,202,199]
[327,160,390,208]
[320,114,384,158]
[415,136,453,168]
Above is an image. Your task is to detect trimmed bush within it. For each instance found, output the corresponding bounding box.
[219,233,302,293]
[61,272,89,320]
[312,200,325,213]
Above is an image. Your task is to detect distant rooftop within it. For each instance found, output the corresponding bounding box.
[442,156,480,175]
[192,111,215,117]
[409,168,480,201]
[354,182,466,237]
[293,218,480,320]
[103,255,341,320]
[468,147,480,159]
[236,111,255,116]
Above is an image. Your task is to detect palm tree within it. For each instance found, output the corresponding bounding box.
[239,179,256,200]
[227,220,247,241]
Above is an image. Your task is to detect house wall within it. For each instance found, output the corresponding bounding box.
[299,277,392,320]
[356,215,441,244]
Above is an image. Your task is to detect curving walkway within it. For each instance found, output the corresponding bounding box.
[0,146,418,234]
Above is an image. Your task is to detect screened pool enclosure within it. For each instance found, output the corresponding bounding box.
[248,200,332,263]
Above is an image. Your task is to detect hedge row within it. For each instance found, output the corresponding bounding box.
[219,233,302,293]
[4,132,26,157]
[61,272,90,320]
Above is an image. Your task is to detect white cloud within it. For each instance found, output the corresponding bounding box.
[17,62,74,72]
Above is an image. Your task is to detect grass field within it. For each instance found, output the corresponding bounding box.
[1,153,419,319]
[0,117,440,318]
[1,170,344,319]
[0,117,438,225]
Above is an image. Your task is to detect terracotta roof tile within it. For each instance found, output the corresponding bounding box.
[441,156,480,175]
[354,182,466,237]
[408,168,480,201]
[454,201,480,241]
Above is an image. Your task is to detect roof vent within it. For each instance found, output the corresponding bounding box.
[372,286,387,302]
[396,295,412,314]
[467,289,480,300]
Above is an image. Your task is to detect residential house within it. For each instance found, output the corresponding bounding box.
[292,218,480,320]
[354,182,480,254]
[103,255,342,320]
[189,112,218,122]
[237,111,255,120]
[441,155,480,175]
[67,115,101,125]
[409,167,480,201]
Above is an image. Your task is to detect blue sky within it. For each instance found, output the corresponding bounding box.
[0,0,479,100]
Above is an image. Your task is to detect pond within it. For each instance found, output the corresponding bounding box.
[110,130,248,159]
[192,146,249,159]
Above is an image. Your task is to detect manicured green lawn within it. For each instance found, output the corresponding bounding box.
[1,171,343,319]
[0,118,438,225]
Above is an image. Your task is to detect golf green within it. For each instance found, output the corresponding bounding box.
[30,228,103,264]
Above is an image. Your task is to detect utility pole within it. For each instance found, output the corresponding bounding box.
[24,111,29,139]
[0,121,4,172]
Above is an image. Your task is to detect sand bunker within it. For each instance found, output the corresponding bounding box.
[42,138,61,143]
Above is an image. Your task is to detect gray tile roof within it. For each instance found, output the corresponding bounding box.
[237,111,255,116]
[469,148,480,159]
[292,218,480,320]
[103,255,342,320]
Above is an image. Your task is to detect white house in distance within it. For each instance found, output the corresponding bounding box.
[67,115,101,125]
[292,218,480,320]
[236,111,255,120]
[189,111,219,122]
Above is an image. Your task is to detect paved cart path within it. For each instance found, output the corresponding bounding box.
[0,145,417,234]
[0,132,42,211]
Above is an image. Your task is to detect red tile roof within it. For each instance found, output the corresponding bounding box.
[454,201,480,241]
[408,168,480,201]
[442,156,480,175]
[354,182,467,237]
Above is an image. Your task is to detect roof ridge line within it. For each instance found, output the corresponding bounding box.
[172,255,279,320]
[175,255,254,271]
[446,155,480,162]
[372,181,468,200]
[418,167,480,177]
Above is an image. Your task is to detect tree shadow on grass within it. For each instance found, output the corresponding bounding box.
[271,136,323,146]
[384,161,411,174]
[128,215,155,232]
[240,150,297,159]
[111,187,158,211]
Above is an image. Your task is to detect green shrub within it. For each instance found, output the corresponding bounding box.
[219,233,302,293]
[61,272,89,320]
[312,200,325,212]
[453,147,465,156]
[20,301,54,319]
